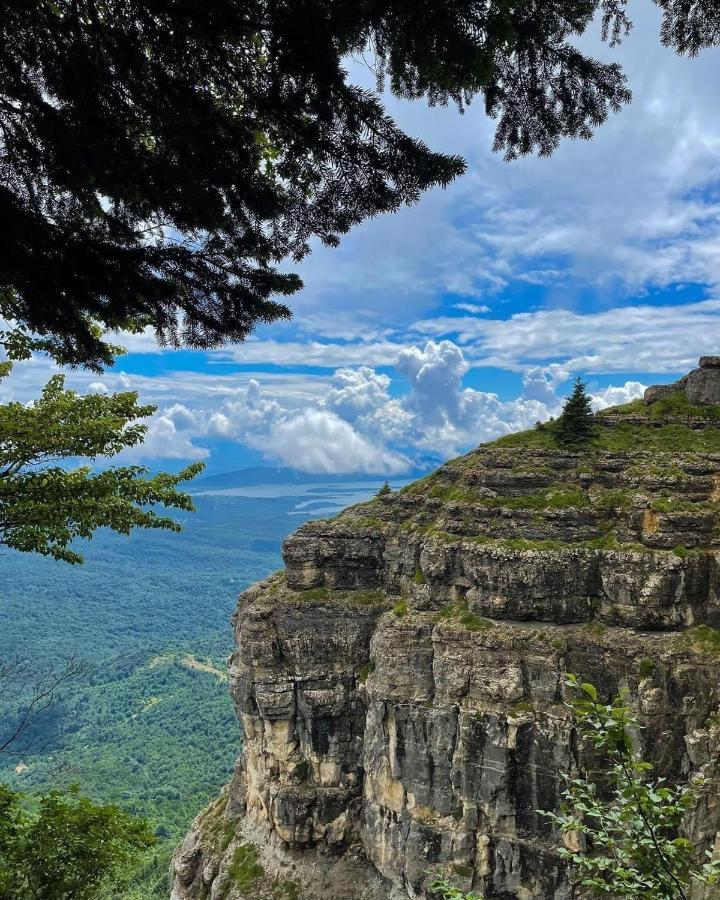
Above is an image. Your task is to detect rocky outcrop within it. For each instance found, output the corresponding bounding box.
[172,375,720,900]
[644,355,720,406]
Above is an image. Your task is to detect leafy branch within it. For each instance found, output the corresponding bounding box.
[545,674,720,899]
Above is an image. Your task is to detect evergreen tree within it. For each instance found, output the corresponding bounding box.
[376,481,392,497]
[555,377,596,446]
[2,2,720,367]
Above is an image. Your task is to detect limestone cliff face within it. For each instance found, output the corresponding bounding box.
[172,374,720,900]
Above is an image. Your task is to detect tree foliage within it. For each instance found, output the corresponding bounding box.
[0,362,203,563]
[546,675,720,899]
[3,1,719,367]
[0,784,154,900]
[555,377,596,446]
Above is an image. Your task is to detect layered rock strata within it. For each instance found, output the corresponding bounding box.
[173,375,720,900]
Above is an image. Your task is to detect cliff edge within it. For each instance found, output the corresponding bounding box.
[171,361,720,900]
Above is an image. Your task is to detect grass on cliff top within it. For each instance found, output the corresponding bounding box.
[494,420,720,453]
[597,390,720,420]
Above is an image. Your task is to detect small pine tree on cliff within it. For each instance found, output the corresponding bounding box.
[555,378,595,446]
[376,481,392,497]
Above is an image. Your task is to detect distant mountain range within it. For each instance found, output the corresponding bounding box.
[192,463,437,491]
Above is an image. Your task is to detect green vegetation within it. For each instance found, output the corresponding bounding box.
[292,586,386,605]
[497,421,720,454]
[376,481,392,497]
[555,378,596,447]
[430,876,482,899]
[479,487,590,510]
[433,600,492,632]
[274,881,301,900]
[508,701,535,717]
[599,391,720,421]
[0,489,342,898]
[673,547,698,558]
[545,675,720,898]
[679,625,720,655]
[638,657,657,676]
[295,586,330,602]
[414,567,427,585]
[200,797,237,857]
[227,844,264,893]
[3,644,240,837]
[0,363,203,564]
[357,661,376,683]
[393,599,409,617]
[0,784,155,900]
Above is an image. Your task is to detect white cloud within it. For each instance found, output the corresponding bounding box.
[254,408,408,474]
[453,303,490,314]
[591,381,647,410]
[412,298,720,373]
[117,414,210,462]
[522,365,570,404]
[0,344,674,471]
[323,367,391,422]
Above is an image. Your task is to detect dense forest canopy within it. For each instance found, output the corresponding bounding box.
[2,1,719,369]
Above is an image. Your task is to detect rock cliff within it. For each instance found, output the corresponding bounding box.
[172,365,720,900]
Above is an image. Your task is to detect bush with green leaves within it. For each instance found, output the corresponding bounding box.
[0,784,154,900]
[430,877,482,899]
[546,675,720,899]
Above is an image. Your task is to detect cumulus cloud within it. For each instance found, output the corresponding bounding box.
[522,365,570,404]
[324,367,392,422]
[591,381,647,410]
[109,340,572,467]
[256,408,408,474]
[0,342,661,471]
[118,413,210,462]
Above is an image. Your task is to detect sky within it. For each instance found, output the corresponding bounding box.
[5,1,720,476]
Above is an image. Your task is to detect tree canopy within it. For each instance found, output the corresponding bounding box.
[0,362,203,563]
[3,1,719,368]
[0,784,154,900]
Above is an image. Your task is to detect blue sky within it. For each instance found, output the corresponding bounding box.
[4,2,720,476]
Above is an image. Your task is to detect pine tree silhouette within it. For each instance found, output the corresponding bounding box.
[555,378,596,446]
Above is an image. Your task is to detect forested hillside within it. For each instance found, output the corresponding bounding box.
[1,481,397,897]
